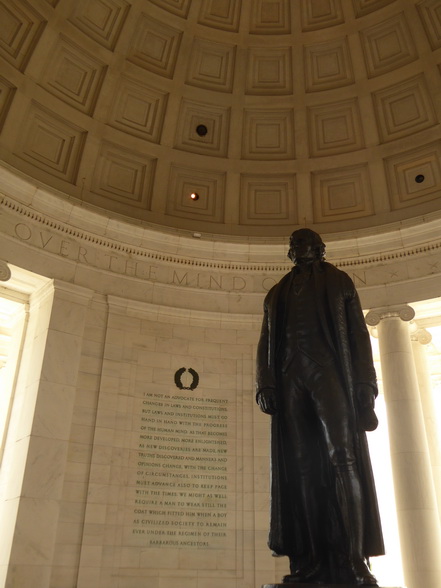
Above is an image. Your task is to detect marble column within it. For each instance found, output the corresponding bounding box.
[366,306,441,588]
[0,279,94,588]
[411,327,441,522]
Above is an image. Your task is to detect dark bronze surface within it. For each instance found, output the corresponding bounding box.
[256,229,384,586]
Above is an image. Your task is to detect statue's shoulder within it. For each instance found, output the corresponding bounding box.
[322,261,351,280]
[264,271,291,303]
[321,262,356,299]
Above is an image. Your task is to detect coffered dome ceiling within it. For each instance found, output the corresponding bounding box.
[1,0,441,239]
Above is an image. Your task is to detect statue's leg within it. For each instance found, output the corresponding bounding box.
[334,465,377,585]
[281,371,326,583]
[311,365,378,586]
[284,472,324,583]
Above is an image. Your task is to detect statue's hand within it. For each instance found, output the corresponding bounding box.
[257,388,278,415]
[356,384,378,431]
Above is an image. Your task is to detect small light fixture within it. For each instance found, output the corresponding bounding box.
[196,124,208,137]
[190,192,199,201]
[415,174,425,183]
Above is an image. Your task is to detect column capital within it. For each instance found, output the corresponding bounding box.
[410,326,432,345]
[365,304,415,326]
[0,260,11,282]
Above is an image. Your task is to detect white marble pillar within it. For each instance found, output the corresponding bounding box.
[411,327,441,523]
[366,306,441,588]
[0,279,94,588]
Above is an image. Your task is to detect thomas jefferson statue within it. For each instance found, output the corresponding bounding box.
[256,229,384,585]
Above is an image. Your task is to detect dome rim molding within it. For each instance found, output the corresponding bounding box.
[2,164,441,271]
[3,190,441,273]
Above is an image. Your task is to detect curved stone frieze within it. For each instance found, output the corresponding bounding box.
[4,193,440,274]
[3,166,441,313]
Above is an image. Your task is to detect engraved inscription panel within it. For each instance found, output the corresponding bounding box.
[130,389,233,551]
[80,304,246,581]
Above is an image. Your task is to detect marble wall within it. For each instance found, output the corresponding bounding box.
[0,277,277,588]
[71,297,262,588]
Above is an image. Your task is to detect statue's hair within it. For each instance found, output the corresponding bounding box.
[288,228,326,262]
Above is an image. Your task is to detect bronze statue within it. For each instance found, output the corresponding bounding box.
[256,229,384,585]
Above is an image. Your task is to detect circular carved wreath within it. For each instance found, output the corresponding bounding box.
[174,367,199,391]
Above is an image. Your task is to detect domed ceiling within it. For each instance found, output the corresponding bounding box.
[0,0,441,239]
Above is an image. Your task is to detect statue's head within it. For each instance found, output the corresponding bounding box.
[288,228,326,265]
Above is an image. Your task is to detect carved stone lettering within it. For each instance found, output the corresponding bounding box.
[130,391,232,549]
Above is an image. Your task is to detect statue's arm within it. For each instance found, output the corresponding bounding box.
[355,383,379,431]
[345,281,379,430]
[345,286,377,390]
[256,388,278,415]
[256,300,278,415]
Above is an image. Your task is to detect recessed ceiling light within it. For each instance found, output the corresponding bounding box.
[196,124,208,137]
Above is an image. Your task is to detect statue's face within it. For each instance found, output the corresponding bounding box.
[288,230,323,265]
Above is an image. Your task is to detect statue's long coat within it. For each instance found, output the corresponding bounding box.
[256,261,384,559]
